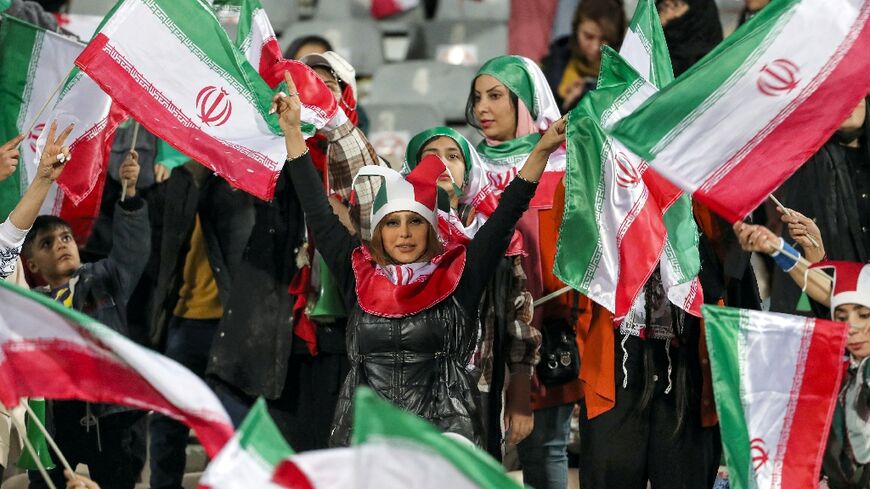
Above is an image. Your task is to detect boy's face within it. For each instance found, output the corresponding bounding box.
[26,226,80,285]
[834,303,870,359]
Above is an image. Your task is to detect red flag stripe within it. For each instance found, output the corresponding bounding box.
[0,342,233,457]
[77,34,281,201]
[778,318,848,488]
[695,12,870,222]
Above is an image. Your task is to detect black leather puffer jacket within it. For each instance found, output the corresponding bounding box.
[330,298,482,446]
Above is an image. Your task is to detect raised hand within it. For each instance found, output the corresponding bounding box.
[119,150,140,198]
[733,221,780,254]
[0,134,25,182]
[271,70,307,159]
[36,120,74,182]
[779,207,825,262]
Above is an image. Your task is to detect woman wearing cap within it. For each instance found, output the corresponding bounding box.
[735,222,870,488]
[272,71,566,446]
[467,55,585,489]
[404,127,541,458]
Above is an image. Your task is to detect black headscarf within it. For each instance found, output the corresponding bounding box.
[658,0,723,77]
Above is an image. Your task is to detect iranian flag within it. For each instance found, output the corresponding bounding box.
[703,305,848,489]
[199,399,293,489]
[371,0,419,19]
[0,280,234,457]
[610,0,870,222]
[554,0,702,322]
[233,0,343,129]
[271,388,523,488]
[0,16,121,241]
[75,0,292,201]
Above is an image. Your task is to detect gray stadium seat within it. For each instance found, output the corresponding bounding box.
[69,0,116,15]
[278,20,384,76]
[435,0,510,21]
[366,61,478,121]
[260,0,299,34]
[364,102,445,167]
[411,20,507,64]
[312,0,370,19]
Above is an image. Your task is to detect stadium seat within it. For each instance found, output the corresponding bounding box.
[68,0,115,15]
[278,20,384,77]
[312,0,370,19]
[410,20,507,64]
[435,0,510,21]
[364,101,445,167]
[260,0,299,34]
[366,61,477,121]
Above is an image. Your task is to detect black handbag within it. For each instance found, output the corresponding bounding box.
[536,291,581,386]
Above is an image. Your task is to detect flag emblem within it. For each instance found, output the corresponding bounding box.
[614,152,643,188]
[750,437,770,473]
[486,167,518,191]
[756,59,800,97]
[196,85,233,127]
[28,123,45,153]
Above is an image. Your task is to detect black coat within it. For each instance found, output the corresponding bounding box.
[771,110,870,313]
[149,165,254,347]
[205,164,307,400]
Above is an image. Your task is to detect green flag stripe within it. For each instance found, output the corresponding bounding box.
[238,398,294,466]
[0,16,39,220]
[612,0,799,160]
[702,305,752,488]
[554,109,605,289]
[352,389,522,489]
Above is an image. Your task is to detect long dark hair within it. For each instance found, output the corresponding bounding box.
[464,80,520,132]
[367,219,443,266]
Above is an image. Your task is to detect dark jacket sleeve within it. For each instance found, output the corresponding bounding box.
[288,153,358,305]
[455,177,537,314]
[95,197,150,304]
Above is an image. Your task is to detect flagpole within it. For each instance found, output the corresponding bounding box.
[11,410,57,489]
[534,285,574,308]
[22,66,74,139]
[22,400,76,477]
[768,194,821,248]
[121,121,140,202]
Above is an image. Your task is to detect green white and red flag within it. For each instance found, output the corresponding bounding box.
[610,0,870,222]
[703,305,848,489]
[198,399,293,489]
[271,388,523,488]
[232,0,344,129]
[75,0,292,201]
[0,16,121,241]
[0,280,234,457]
[554,0,702,322]
[371,0,419,19]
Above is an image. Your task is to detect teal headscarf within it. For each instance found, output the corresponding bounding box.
[404,126,473,181]
[474,55,539,119]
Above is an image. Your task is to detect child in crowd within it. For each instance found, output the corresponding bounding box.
[735,221,870,488]
[22,139,150,489]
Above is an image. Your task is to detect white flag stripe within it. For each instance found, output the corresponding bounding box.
[651,0,867,193]
[97,0,285,169]
[738,310,813,488]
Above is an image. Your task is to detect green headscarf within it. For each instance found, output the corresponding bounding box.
[404,126,473,181]
[474,55,539,119]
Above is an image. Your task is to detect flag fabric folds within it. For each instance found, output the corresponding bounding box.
[610,0,870,222]
[0,16,121,241]
[703,305,848,489]
[0,280,234,457]
[554,0,702,322]
[198,398,292,489]
[75,0,290,201]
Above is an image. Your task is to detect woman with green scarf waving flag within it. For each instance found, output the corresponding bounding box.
[465,55,581,489]
[404,127,540,461]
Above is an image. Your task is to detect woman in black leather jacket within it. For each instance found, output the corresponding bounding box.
[271,71,565,446]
